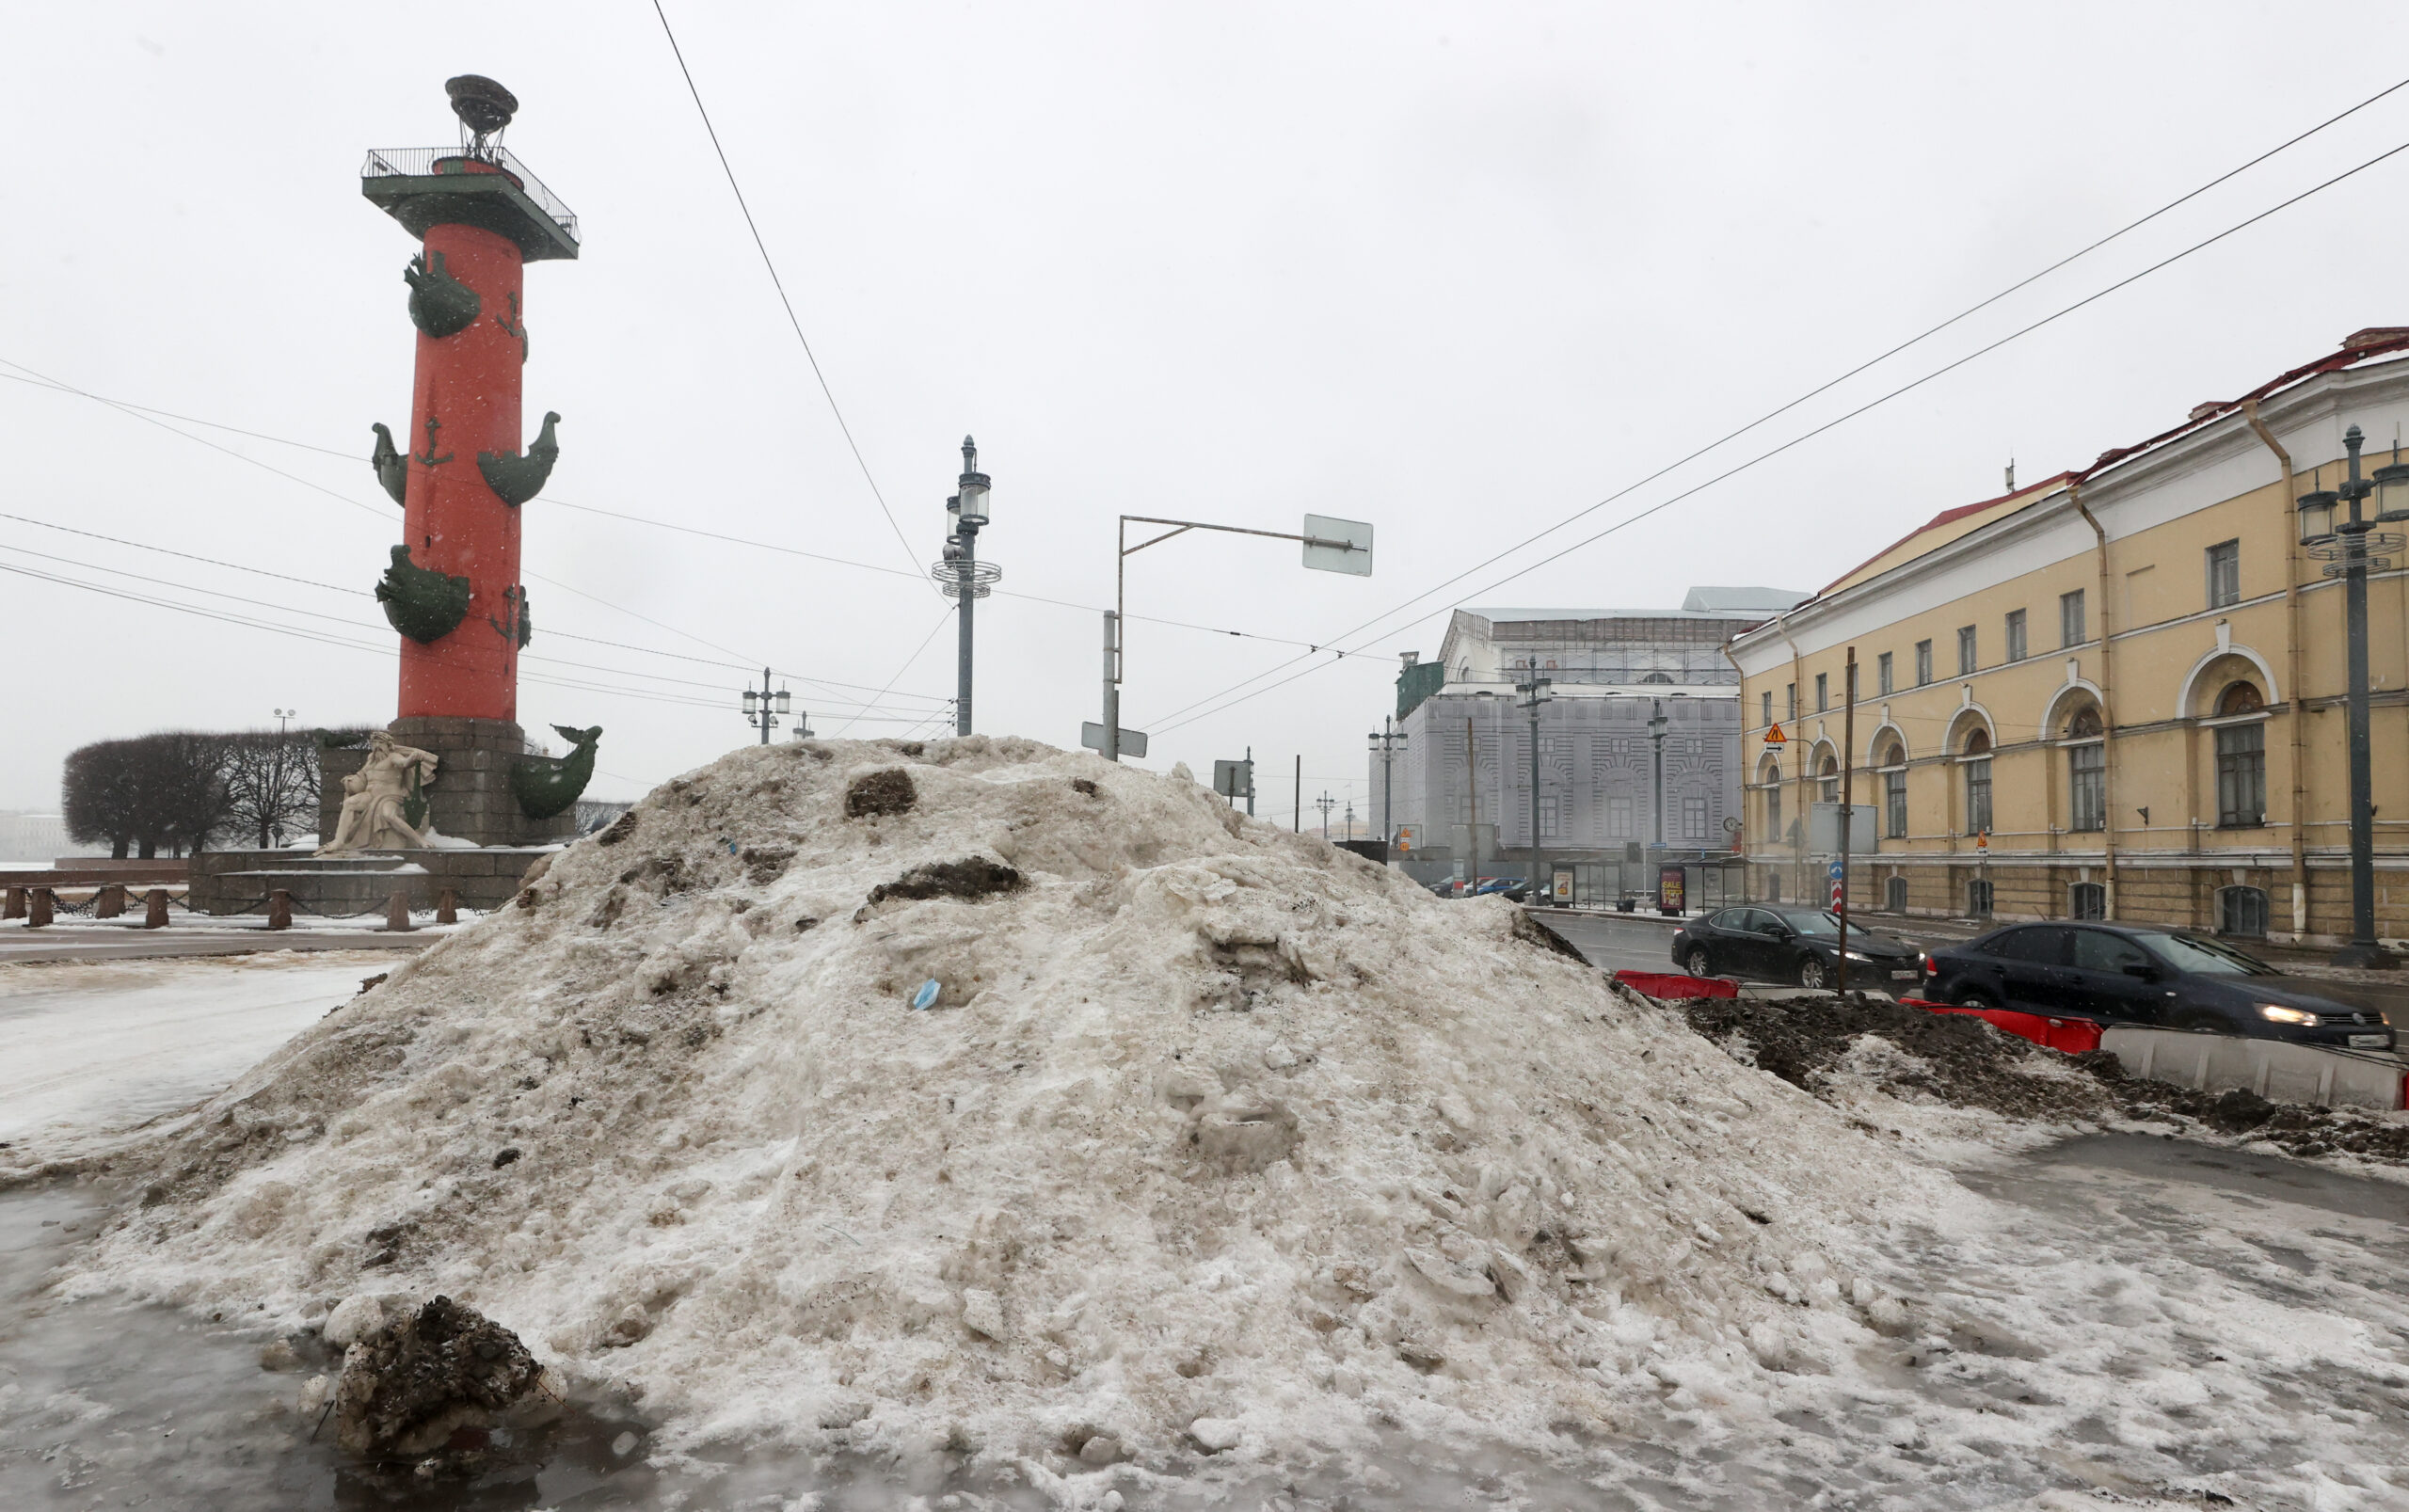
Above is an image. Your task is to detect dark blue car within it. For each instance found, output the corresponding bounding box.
[1927,922,2394,1050]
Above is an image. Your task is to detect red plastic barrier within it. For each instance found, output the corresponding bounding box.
[1900,997,2102,1054]
[1614,969,1739,1000]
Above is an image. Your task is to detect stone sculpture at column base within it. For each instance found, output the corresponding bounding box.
[319,719,579,851]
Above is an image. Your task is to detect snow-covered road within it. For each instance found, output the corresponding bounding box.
[0,951,388,1161]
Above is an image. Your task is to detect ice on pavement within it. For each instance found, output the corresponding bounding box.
[47,738,2409,1505]
[0,951,388,1162]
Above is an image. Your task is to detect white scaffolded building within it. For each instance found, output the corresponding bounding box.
[1373,588,1804,906]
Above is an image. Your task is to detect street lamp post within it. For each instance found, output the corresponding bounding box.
[1515,659,1553,896]
[1647,698,1670,846]
[2300,422,2405,967]
[1368,717,1409,857]
[933,437,998,738]
[268,708,297,849]
[741,667,790,744]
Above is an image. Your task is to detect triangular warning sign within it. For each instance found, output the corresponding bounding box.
[1763,722,1789,744]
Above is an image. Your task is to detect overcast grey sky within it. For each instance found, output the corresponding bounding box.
[8,2,2409,822]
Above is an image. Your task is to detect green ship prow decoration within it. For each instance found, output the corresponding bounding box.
[404,250,482,338]
[370,422,407,505]
[477,410,561,507]
[375,545,471,644]
[511,724,601,820]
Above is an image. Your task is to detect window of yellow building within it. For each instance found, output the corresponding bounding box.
[1962,727,1993,835]
[2212,680,2266,828]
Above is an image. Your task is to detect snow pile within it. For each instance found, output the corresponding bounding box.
[68,738,1969,1484]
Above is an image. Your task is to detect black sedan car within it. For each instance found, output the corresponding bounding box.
[1927,921,2395,1050]
[1669,906,1928,990]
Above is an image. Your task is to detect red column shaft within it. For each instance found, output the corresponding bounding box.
[397,220,525,721]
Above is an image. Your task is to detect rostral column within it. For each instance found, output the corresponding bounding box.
[356,76,587,846]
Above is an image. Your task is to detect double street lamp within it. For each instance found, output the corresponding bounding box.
[1368,718,1409,854]
[742,669,790,744]
[2296,422,2406,967]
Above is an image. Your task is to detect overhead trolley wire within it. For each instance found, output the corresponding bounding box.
[647,0,928,588]
[1139,101,2409,737]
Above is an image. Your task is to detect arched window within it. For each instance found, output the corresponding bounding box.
[2062,703,2105,833]
[1818,751,1840,804]
[1641,672,1674,685]
[1961,727,1993,836]
[2213,682,2267,827]
[1876,738,1907,838]
[2218,885,2269,938]
[1764,763,1783,838]
[2215,681,2265,717]
[2069,881,2105,920]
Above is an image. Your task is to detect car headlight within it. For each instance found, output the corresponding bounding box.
[1843,950,1875,963]
[2257,1003,2316,1026]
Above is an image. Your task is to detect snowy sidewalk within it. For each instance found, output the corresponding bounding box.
[0,950,392,1162]
[0,914,455,964]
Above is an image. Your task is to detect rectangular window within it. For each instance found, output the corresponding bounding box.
[1915,640,1933,686]
[1885,768,1906,838]
[2207,539,2241,609]
[2061,589,2086,647]
[1785,682,1796,720]
[1965,756,1993,835]
[1539,797,1559,838]
[1761,691,1772,727]
[1682,797,1708,841]
[1877,651,1893,695]
[1814,673,1827,712]
[1607,796,1633,837]
[2068,742,2105,832]
[1764,786,1780,838]
[1957,625,1978,676]
[2004,609,2027,663]
[2216,722,2266,826]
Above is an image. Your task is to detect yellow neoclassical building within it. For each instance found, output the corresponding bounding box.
[1729,330,2409,946]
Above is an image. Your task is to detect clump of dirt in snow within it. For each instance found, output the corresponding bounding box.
[69,736,1980,1485]
[843,766,917,817]
[2116,1078,2409,1160]
[1681,993,2116,1123]
[331,1294,553,1465]
[866,855,1023,905]
[1674,992,2409,1165]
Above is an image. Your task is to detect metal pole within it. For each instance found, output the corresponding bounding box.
[1527,692,1542,895]
[1246,745,1254,817]
[1651,699,1667,845]
[2334,425,2393,965]
[759,666,773,744]
[1102,612,1121,762]
[1837,648,1857,995]
[1294,753,1301,831]
[1466,715,1478,884]
[1380,718,1395,852]
[956,527,975,737]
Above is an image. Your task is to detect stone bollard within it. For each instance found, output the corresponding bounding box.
[27,887,54,929]
[143,889,169,929]
[3,885,24,920]
[95,883,127,918]
[384,890,415,932]
[268,890,294,931]
[437,888,458,926]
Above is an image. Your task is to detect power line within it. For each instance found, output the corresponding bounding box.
[647,0,927,587]
[0,364,1331,655]
[830,607,957,737]
[0,551,940,721]
[0,511,949,708]
[1141,124,2409,737]
[0,357,389,522]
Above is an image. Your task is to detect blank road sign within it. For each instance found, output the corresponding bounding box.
[1212,759,1252,798]
[1080,722,1149,758]
[1301,514,1373,576]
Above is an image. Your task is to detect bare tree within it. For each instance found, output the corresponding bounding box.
[62,731,234,858]
[221,729,326,850]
